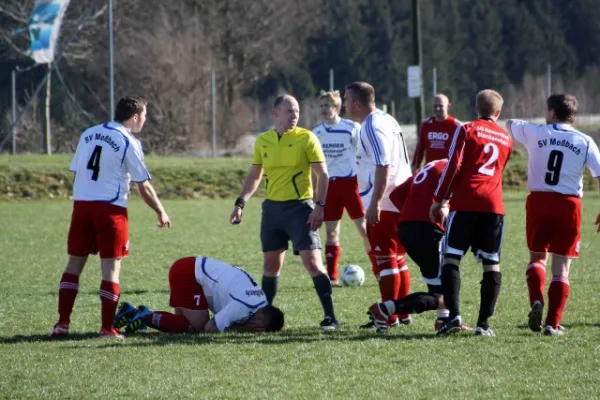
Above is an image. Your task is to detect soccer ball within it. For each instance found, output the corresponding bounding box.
[341,264,365,287]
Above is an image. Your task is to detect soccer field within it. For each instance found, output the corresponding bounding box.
[1,193,599,399]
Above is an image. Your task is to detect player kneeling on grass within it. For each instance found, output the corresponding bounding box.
[367,159,470,333]
[114,257,284,334]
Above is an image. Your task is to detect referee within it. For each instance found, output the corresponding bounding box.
[230,94,338,330]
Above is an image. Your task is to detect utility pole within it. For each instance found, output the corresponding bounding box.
[108,0,115,120]
[412,0,425,133]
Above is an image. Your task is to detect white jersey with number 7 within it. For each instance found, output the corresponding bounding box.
[70,122,151,208]
[508,120,600,197]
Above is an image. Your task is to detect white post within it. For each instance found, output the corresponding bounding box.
[11,69,17,155]
[211,70,217,158]
[108,0,115,120]
[45,64,52,155]
[329,68,334,91]
[432,67,437,96]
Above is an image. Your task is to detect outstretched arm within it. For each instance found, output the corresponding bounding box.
[230,164,263,224]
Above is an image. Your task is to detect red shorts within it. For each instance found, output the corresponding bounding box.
[367,210,406,256]
[67,201,129,259]
[168,257,209,310]
[526,192,581,257]
[324,176,365,221]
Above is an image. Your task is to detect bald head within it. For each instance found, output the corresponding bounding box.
[272,94,299,134]
[432,93,450,120]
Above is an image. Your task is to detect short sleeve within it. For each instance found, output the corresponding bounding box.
[214,302,259,332]
[507,119,531,145]
[252,136,263,165]
[364,118,390,166]
[585,138,600,178]
[305,132,325,163]
[125,139,151,182]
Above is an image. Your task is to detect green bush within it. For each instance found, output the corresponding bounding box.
[0,154,596,200]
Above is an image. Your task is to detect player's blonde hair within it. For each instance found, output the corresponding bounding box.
[318,90,342,108]
[476,89,504,118]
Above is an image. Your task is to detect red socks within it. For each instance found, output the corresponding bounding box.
[526,262,546,306]
[375,254,400,322]
[397,256,411,320]
[145,312,193,333]
[325,243,341,282]
[99,280,120,331]
[545,276,570,329]
[57,273,80,326]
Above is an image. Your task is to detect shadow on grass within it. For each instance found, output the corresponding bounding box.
[82,328,439,348]
[40,289,171,296]
[0,328,439,347]
[515,322,600,330]
[0,332,102,343]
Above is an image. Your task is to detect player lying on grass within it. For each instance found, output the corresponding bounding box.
[114,256,285,334]
[366,159,470,333]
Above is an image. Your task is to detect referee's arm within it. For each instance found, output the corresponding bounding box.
[312,162,328,204]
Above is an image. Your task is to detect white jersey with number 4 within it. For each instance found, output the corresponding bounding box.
[356,109,412,212]
[509,120,600,197]
[70,122,151,208]
[194,257,268,332]
[313,118,361,178]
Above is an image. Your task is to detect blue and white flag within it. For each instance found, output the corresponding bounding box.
[27,0,71,64]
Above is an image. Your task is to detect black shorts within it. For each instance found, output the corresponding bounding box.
[398,221,444,293]
[260,199,321,253]
[444,211,504,265]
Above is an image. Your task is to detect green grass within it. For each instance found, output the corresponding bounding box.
[1,194,600,399]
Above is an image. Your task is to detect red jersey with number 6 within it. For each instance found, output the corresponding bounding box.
[433,118,512,214]
[390,159,448,230]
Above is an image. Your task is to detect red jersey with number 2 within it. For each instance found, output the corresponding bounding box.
[390,159,448,230]
[433,118,512,215]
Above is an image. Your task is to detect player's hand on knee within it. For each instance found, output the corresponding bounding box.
[230,207,243,225]
[157,211,171,228]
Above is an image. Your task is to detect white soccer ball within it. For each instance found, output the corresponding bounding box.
[341,264,365,287]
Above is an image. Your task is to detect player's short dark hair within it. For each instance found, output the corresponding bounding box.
[262,305,284,332]
[114,96,147,123]
[476,89,503,118]
[547,94,578,123]
[344,82,375,107]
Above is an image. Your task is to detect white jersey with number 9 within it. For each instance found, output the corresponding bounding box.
[70,122,151,208]
[509,120,600,197]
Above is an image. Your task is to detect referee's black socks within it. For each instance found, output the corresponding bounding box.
[313,273,336,319]
[262,275,279,305]
[477,271,502,329]
[441,263,461,320]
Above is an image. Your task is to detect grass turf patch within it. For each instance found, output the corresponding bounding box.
[1,193,600,398]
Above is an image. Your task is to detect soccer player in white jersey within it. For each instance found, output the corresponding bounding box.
[343,82,413,327]
[507,94,600,336]
[313,90,369,286]
[49,96,171,339]
[114,256,285,334]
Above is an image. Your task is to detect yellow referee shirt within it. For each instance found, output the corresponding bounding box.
[252,127,325,201]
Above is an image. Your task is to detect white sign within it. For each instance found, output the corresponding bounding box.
[407,65,421,98]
